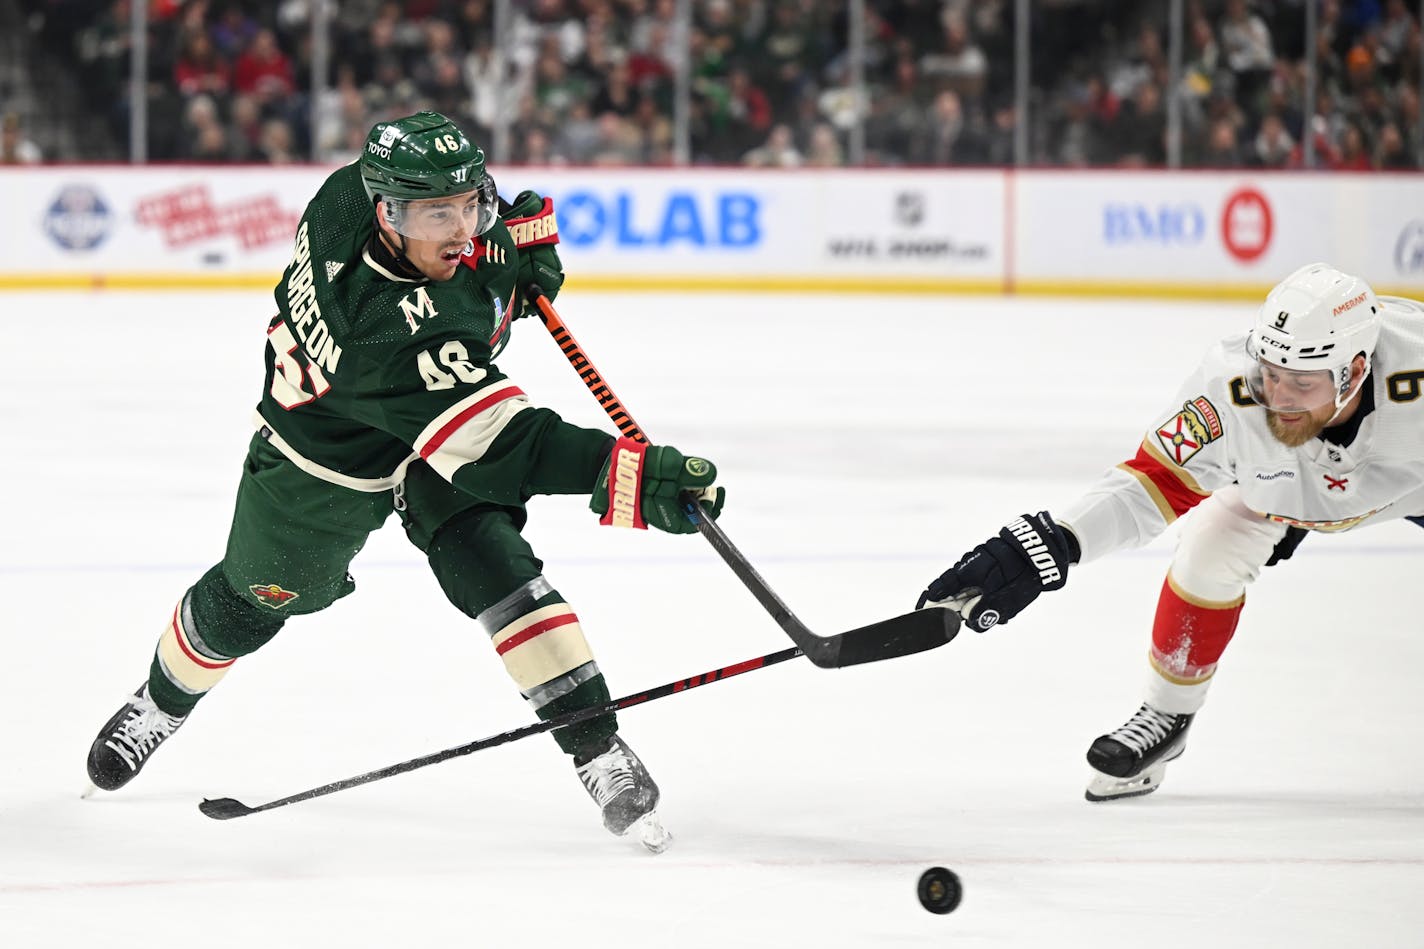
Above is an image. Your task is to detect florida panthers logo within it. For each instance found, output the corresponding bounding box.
[1155,395,1223,466]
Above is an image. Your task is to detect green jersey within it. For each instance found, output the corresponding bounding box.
[256,163,611,504]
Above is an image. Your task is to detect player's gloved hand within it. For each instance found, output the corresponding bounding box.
[590,437,725,534]
[1264,525,1308,566]
[501,189,563,316]
[916,512,1072,631]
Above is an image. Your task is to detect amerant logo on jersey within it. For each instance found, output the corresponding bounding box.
[1154,395,1223,466]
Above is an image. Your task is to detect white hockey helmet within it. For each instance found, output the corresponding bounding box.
[1244,263,1381,415]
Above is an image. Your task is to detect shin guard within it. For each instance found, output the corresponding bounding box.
[1143,487,1284,715]
[1145,573,1243,714]
[476,577,615,754]
[148,590,237,717]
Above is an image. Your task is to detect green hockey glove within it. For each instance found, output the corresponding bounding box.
[590,437,726,534]
[502,189,563,316]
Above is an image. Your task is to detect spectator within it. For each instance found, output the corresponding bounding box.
[256,117,299,164]
[805,121,843,167]
[1219,0,1275,117]
[173,31,231,99]
[1201,117,1245,167]
[590,60,639,119]
[1374,120,1412,168]
[1333,121,1373,169]
[1114,80,1166,166]
[919,11,988,103]
[227,93,264,161]
[1251,111,1296,166]
[210,2,259,60]
[916,89,968,165]
[757,0,821,119]
[630,94,675,164]
[1,111,42,164]
[180,94,233,162]
[742,121,801,167]
[233,29,296,102]
[1052,82,1104,167]
[866,54,928,163]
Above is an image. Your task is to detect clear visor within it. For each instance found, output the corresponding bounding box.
[1244,358,1342,414]
[381,176,498,243]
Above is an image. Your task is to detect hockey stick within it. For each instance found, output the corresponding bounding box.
[200,645,803,820]
[526,286,959,669]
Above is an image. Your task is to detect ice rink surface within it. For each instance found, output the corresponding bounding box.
[2,289,1421,948]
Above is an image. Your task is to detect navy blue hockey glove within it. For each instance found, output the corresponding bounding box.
[501,189,563,317]
[917,512,1073,631]
[1264,525,1308,566]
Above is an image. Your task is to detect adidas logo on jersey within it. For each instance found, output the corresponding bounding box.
[325,261,344,281]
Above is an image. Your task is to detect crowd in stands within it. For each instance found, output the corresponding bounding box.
[8,0,1423,170]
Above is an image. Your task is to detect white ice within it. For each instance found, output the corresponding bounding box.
[1,289,1420,948]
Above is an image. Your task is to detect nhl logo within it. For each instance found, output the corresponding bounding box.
[894,191,925,228]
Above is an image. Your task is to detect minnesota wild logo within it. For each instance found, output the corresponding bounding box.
[250,583,300,609]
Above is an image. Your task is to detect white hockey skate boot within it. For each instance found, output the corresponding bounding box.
[1084,702,1194,802]
[574,735,671,854]
[85,683,187,792]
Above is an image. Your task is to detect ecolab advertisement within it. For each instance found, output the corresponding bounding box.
[1,166,1421,296]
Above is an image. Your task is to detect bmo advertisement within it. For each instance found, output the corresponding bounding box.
[1013,171,1424,296]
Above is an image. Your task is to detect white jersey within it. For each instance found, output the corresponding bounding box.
[1060,295,1424,563]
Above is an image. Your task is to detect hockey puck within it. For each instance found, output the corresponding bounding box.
[917,866,962,914]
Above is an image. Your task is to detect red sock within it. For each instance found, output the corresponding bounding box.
[1149,574,1243,682]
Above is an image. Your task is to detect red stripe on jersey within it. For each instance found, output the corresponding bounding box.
[419,385,525,460]
[495,612,580,656]
[1124,444,1208,519]
[170,606,235,671]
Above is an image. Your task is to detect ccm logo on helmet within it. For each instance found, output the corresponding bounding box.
[1333,292,1368,316]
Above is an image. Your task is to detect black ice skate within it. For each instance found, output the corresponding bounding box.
[86,683,187,792]
[574,735,670,854]
[1084,702,1194,802]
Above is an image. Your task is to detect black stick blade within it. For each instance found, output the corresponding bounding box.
[199,797,256,820]
[823,607,960,668]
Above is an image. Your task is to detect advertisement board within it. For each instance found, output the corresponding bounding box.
[1013,171,1424,297]
[6,168,314,287]
[2,165,1420,297]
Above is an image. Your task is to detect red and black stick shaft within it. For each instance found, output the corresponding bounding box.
[200,645,803,820]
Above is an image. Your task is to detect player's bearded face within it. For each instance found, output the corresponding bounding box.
[1253,363,1342,447]
[1265,405,1333,447]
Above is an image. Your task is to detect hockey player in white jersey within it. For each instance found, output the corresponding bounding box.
[916,263,1424,801]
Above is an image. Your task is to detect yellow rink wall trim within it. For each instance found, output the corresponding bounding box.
[2,272,1418,301]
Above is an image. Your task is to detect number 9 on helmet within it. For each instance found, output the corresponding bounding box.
[359,111,498,242]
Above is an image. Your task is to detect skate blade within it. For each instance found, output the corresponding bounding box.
[626,811,672,855]
[80,782,100,800]
[1084,760,1169,802]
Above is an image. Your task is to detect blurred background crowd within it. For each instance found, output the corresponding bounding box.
[2,0,1421,169]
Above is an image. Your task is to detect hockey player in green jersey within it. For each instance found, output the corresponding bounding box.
[84,112,724,853]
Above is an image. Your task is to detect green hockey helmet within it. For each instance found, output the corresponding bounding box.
[360,111,498,241]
